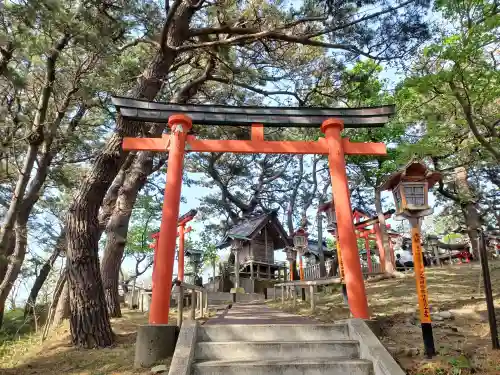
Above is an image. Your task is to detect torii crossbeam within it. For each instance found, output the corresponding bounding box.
[114,97,395,324]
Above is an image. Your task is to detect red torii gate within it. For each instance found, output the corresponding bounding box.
[114,98,394,323]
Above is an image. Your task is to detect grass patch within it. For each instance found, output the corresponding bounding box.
[0,309,177,375]
[269,262,500,375]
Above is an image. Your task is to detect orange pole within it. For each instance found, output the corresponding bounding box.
[336,239,345,280]
[365,237,372,273]
[321,119,369,319]
[149,114,192,324]
[410,218,435,357]
[151,237,159,291]
[178,225,185,282]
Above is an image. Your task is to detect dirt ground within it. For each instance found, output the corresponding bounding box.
[268,262,500,374]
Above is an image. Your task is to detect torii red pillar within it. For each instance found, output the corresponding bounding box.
[149,115,192,324]
[322,119,369,319]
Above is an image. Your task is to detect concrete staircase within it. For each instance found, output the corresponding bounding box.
[191,324,373,375]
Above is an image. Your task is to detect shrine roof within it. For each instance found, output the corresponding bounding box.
[217,210,291,249]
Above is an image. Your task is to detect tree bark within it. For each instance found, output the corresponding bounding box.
[0,221,28,327]
[454,167,481,258]
[24,230,66,317]
[101,152,153,317]
[65,3,197,347]
[53,279,70,327]
[99,62,213,317]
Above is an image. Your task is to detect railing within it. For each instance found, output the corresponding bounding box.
[303,259,383,280]
[274,278,342,312]
[172,281,208,327]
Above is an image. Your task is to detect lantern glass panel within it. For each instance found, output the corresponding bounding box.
[293,235,305,248]
[325,207,337,227]
[403,182,426,207]
[393,186,402,212]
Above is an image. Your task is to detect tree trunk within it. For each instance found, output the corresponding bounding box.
[100,63,213,317]
[375,189,394,274]
[0,220,28,327]
[53,279,70,327]
[24,229,65,317]
[0,34,71,260]
[101,150,154,317]
[65,5,197,346]
[454,167,481,258]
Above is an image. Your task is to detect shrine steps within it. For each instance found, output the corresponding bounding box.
[167,304,405,375]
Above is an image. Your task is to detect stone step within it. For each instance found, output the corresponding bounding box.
[198,324,349,342]
[192,358,373,375]
[195,340,360,361]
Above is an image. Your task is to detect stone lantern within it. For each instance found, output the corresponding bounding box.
[426,234,441,267]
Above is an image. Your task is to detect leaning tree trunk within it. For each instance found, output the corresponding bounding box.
[100,68,211,317]
[454,167,481,259]
[52,279,70,327]
[0,220,28,327]
[65,3,197,347]
[101,152,153,317]
[24,229,66,317]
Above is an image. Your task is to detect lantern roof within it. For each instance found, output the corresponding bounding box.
[379,160,442,191]
[292,227,309,237]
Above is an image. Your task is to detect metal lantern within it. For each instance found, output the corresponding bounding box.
[392,181,428,214]
[379,160,441,218]
[319,201,337,231]
[293,228,308,249]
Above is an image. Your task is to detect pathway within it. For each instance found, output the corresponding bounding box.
[204,301,317,325]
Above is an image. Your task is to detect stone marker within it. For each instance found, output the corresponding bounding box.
[134,324,177,368]
[151,364,168,373]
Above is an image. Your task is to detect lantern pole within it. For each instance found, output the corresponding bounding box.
[409,217,436,358]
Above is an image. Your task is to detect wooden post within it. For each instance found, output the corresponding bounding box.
[310,285,315,312]
[273,286,276,301]
[281,285,285,304]
[322,119,369,319]
[433,244,441,267]
[150,115,192,324]
[177,285,184,328]
[190,290,197,320]
[292,287,296,307]
[365,237,373,273]
[178,225,185,281]
[204,291,208,315]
